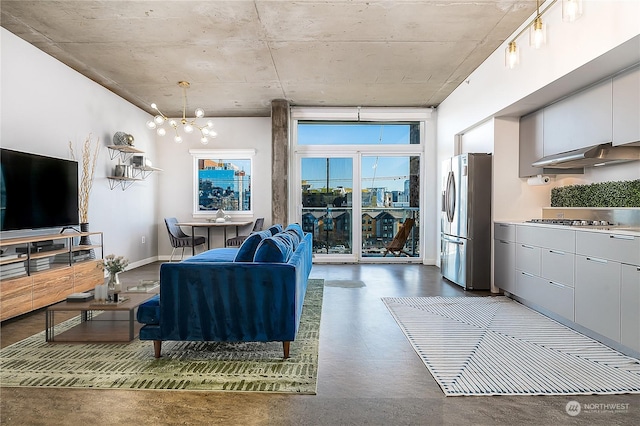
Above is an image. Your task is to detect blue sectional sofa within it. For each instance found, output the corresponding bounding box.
[137,224,313,359]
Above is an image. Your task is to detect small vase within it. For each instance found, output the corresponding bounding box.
[79,222,92,245]
[108,272,120,292]
[78,222,96,259]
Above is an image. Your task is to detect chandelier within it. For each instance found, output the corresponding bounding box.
[146,81,217,144]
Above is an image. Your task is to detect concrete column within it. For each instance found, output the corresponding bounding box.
[271,99,289,225]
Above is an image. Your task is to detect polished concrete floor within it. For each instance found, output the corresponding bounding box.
[1,263,638,425]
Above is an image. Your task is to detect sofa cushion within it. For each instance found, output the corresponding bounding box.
[137,294,160,325]
[182,248,238,263]
[253,235,293,263]
[234,230,272,262]
[285,223,304,241]
[268,224,283,235]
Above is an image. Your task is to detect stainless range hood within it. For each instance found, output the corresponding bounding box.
[532,143,640,169]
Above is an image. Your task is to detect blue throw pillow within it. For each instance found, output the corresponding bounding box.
[285,223,304,240]
[234,230,271,262]
[268,224,283,235]
[282,229,301,249]
[253,235,293,263]
[274,231,297,251]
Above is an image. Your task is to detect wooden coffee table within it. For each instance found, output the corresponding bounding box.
[45,292,155,343]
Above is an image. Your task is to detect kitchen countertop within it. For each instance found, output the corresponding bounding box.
[496,221,640,237]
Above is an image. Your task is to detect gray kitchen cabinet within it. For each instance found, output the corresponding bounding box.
[612,65,640,146]
[516,270,574,321]
[543,79,613,156]
[541,249,574,287]
[516,243,541,276]
[514,224,576,321]
[576,231,639,265]
[519,110,544,177]
[620,263,640,353]
[494,223,516,293]
[575,255,621,342]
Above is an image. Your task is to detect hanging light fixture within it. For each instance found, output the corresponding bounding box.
[529,0,546,49]
[505,41,519,69]
[146,81,217,144]
[562,0,582,22]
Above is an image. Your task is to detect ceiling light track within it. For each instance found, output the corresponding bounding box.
[505,0,582,69]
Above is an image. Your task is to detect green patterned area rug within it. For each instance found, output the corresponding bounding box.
[0,279,323,394]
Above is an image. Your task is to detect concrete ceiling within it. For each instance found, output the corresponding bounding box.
[1,1,538,117]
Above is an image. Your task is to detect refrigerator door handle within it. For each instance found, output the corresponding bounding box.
[442,236,464,245]
[445,171,455,223]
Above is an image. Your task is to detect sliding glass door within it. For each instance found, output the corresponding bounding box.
[300,157,353,256]
[360,155,419,258]
[291,109,427,263]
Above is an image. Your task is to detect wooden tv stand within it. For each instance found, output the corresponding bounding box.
[0,231,104,321]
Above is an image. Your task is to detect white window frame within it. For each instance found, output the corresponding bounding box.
[289,107,430,263]
[189,149,256,218]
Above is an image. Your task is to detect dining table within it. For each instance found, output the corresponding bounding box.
[176,220,253,255]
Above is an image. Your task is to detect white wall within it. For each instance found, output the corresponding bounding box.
[435,1,639,282]
[460,120,494,154]
[155,117,272,258]
[1,28,158,268]
[437,2,639,214]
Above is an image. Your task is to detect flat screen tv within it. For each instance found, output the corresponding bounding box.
[0,148,79,232]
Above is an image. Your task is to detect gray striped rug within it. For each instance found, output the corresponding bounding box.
[0,279,323,394]
[382,296,640,396]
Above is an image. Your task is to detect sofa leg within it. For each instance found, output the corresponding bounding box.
[153,340,162,358]
[282,341,290,359]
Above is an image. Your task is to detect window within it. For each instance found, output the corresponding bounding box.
[190,149,254,216]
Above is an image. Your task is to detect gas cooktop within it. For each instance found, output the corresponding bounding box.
[526,218,613,227]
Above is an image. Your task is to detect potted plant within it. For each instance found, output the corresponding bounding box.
[104,254,129,292]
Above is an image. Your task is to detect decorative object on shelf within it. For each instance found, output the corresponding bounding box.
[113,131,135,146]
[215,208,227,223]
[78,222,96,259]
[106,146,162,190]
[551,179,640,207]
[69,134,100,225]
[103,254,129,292]
[146,81,217,145]
[94,284,108,303]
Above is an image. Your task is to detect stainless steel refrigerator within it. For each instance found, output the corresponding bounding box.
[440,153,492,290]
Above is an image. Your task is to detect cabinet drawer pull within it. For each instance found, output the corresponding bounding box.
[499,240,509,244]
[548,250,565,255]
[548,281,567,289]
[609,234,634,240]
[521,244,535,249]
[520,271,535,277]
[586,257,607,264]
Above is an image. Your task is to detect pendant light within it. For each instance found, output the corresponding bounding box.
[146,81,217,145]
[505,42,519,69]
[562,0,582,22]
[530,0,546,49]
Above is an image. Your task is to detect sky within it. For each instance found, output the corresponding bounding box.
[298,123,415,192]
